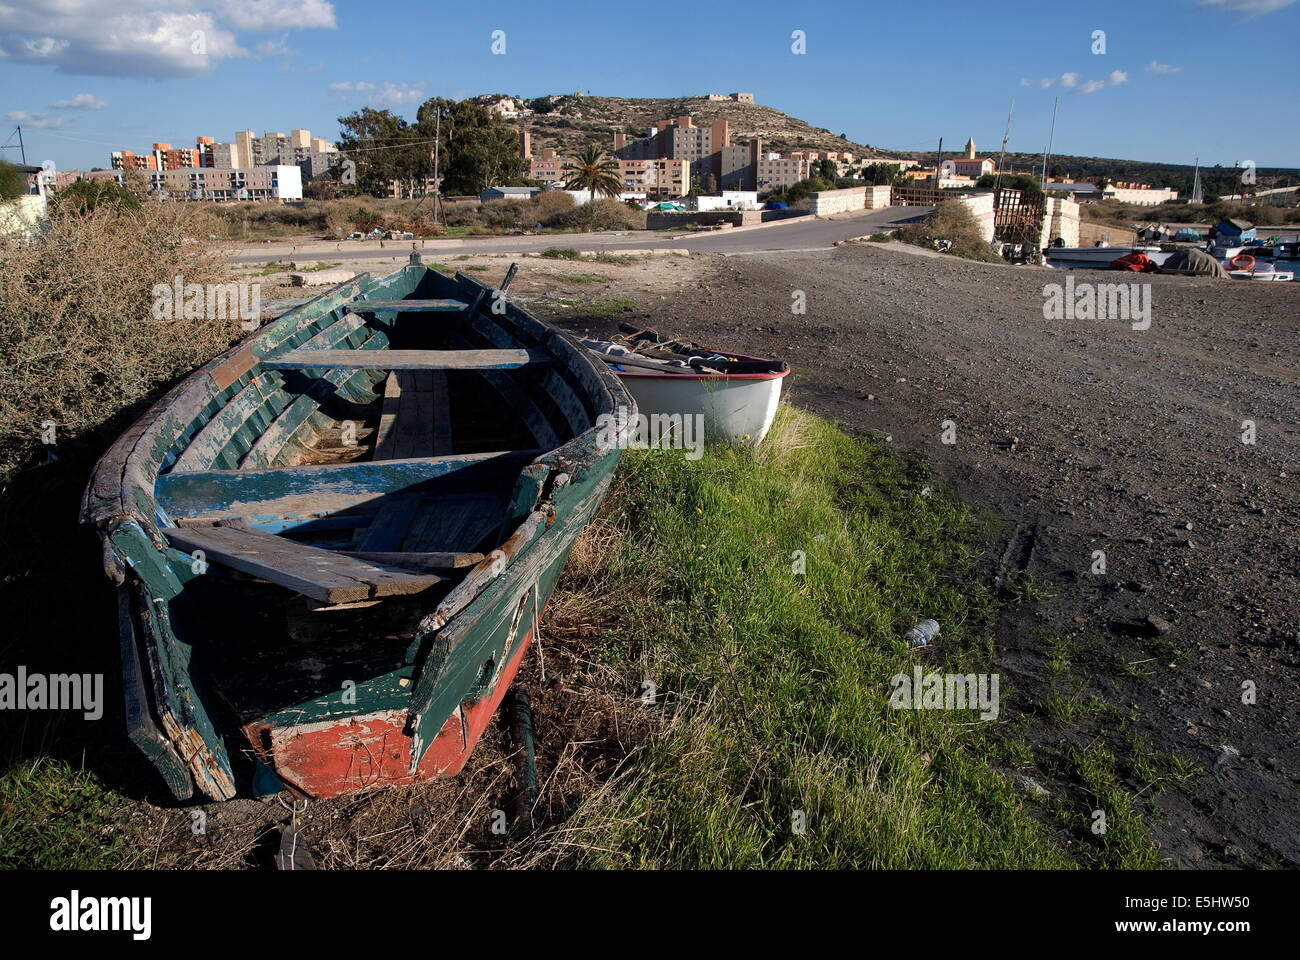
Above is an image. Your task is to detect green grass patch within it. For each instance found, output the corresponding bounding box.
[558,273,604,284]
[550,405,1076,868]
[579,297,638,318]
[539,247,583,260]
[0,758,137,869]
[1006,572,1055,605]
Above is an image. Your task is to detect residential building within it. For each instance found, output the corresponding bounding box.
[148,165,303,201]
[530,148,566,184]
[720,141,761,191]
[756,153,811,191]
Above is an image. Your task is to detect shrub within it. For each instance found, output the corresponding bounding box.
[529,190,574,223]
[894,202,1002,263]
[49,179,141,214]
[0,203,240,477]
[543,198,645,231]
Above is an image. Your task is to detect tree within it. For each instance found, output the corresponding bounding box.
[815,158,838,182]
[50,178,140,214]
[417,98,527,197]
[337,107,425,197]
[704,173,718,194]
[977,172,1043,200]
[303,176,343,201]
[859,162,900,186]
[0,160,25,202]
[563,143,622,225]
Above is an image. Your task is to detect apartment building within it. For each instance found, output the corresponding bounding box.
[147,165,303,201]
[620,157,688,198]
[530,148,567,184]
[756,153,811,191]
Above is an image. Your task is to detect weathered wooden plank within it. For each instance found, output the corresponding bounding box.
[164,524,442,603]
[170,371,288,473]
[355,495,422,552]
[431,371,453,455]
[349,299,467,312]
[344,551,484,570]
[371,372,402,461]
[157,450,537,523]
[265,348,549,371]
[240,332,387,469]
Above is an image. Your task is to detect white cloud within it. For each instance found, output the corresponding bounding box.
[329,80,423,108]
[1040,77,1054,88]
[214,0,336,31]
[1078,79,1106,94]
[1059,72,1079,88]
[370,82,424,107]
[49,93,108,109]
[0,1,335,77]
[1108,69,1128,85]
[1020,78,1031,87]
[1198,0,1296,16]
[1145,60,1181,73]
[6,109,69,129]
[255,36,294,58]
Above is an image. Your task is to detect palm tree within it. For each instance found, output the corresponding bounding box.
[562,144,622,226]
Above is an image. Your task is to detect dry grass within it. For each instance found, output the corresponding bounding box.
[0,202,241,478]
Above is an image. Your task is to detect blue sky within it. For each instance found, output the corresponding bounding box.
[3,0,1297,174]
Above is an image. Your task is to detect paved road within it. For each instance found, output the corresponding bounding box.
[230,206,933,265]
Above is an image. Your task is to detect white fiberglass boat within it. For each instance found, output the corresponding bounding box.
[583,325,789,446]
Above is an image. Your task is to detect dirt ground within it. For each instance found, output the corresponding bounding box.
[544,243,1298,869]
[142,243,1297,869]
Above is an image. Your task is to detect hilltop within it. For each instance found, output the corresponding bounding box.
[478,93,895,160]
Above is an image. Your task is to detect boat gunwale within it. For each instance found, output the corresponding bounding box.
[79,262,636,801]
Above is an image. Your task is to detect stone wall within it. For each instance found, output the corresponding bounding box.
[808,185,891,215]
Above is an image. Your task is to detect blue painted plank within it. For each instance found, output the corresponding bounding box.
[157,450,539,519]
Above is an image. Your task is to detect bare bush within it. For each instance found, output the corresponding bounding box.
[0,203,242,477]
[894,202,1002,263]
[543,198,646,231]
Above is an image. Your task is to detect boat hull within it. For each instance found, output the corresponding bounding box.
[83,263,633,801]
[617,368,787,445]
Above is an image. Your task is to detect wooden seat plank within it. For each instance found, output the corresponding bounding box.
[165,524,441,604]
[349,299,467,312]
[156,449,541,528]
[265,348,548,371]
[343,551,484,570]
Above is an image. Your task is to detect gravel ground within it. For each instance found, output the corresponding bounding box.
[549,242,1300,868]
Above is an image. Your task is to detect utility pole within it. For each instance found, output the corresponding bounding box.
[995,98,1013,194]
[432,107,441,229]
[1041,97,1058,189]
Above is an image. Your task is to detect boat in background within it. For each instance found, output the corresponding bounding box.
[1045,245,1170,268]
[583,324,789,446]
[82,259,633,801]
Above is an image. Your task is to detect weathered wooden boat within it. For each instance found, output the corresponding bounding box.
[582,325,789,446]
[81,258,633,801]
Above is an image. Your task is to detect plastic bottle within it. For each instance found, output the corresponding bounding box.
[905,619,940,648]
